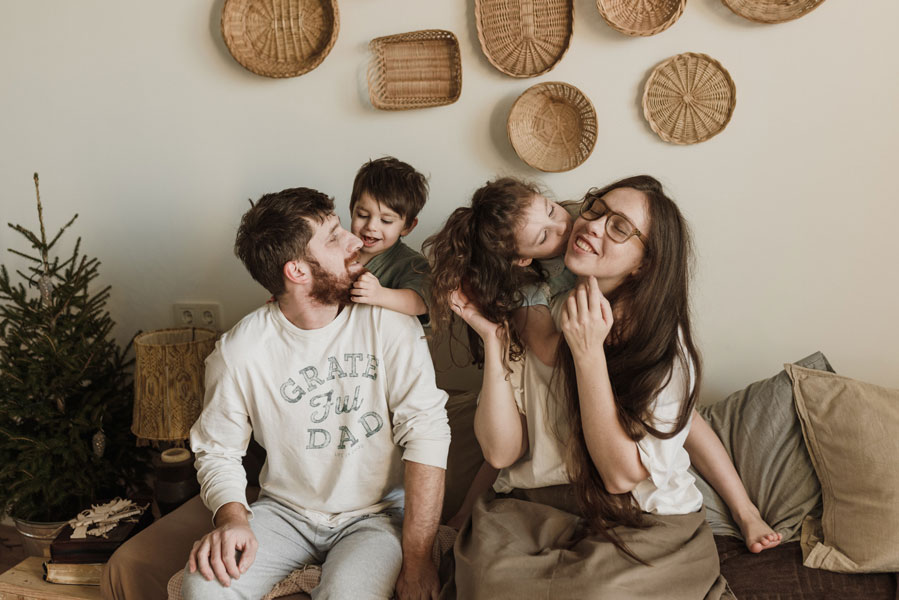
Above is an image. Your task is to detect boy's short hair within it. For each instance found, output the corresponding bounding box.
[350,157,428,227]
[234,187,334,297]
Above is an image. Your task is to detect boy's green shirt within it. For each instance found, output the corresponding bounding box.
[365,240,430,324]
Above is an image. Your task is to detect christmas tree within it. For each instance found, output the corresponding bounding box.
[0,174,144,521]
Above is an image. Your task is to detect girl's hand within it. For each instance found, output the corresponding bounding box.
[560,276,613,361]
[449,288,501,341]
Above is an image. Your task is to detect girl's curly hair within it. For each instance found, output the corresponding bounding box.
[423,177,545,370]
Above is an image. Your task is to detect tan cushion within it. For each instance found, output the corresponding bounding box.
[786,364,899,573]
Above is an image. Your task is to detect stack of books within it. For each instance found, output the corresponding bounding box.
[42,500,152,586]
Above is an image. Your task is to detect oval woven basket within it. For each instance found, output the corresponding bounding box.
[642,53,736,145]
[597,0,686,36]
[367,30,462,111]
[508,82,597,172]
[722,0,826,24]
[221,0,339,78]
[476,0,574,78]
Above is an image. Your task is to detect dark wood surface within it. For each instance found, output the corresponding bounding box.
[716,536,898,600]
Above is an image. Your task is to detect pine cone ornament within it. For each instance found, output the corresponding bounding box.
[92,430,107,458]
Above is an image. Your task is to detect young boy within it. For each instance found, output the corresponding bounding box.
[349,157,430,322]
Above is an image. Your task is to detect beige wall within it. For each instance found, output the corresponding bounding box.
[2,1,897,400]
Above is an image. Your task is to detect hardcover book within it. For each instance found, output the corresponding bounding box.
[42,561,104,586]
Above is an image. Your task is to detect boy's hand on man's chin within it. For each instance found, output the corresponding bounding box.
[350,271,384,306]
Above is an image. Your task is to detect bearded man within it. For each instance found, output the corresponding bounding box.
[182,187,450,600]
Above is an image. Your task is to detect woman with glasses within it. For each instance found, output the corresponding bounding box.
[432,176,765,598]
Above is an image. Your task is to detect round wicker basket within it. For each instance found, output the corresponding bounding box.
[722,0,827,24]
[597,0,686,36]
[642,53,736,145]
[221,0,339,78]
[475,0,574,78]
[508,82,597,172]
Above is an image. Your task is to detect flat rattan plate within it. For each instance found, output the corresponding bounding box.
[476,0,573,78]
[222,0,339,78]
[508,82,597,172]
[722,0,826,24]
[642,53,736,145]
[368,30,462,111]
[597,0,686,36]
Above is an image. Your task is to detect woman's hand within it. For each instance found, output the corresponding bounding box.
[560,276,613,362]
[449,288,501,341]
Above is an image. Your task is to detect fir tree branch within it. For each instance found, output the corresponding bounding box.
[46,215,79,251]
[7,224,42,249]
[33,173,50,272]
[5,249,41,264]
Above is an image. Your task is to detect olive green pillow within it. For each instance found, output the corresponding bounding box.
[692,352,830,542]
[787,365,899,573]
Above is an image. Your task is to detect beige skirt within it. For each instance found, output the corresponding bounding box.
[442,486,733,600]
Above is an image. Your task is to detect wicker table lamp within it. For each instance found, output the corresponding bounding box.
[132,327,216,514]
[132,327,216,444]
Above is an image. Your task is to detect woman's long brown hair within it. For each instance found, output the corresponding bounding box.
[557,175,702,562]
[423,177,545,370]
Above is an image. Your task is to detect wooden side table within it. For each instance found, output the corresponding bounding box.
[0,557,101,600]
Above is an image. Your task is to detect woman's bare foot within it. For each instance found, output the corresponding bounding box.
[737,511,783,553]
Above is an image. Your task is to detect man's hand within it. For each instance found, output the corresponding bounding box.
[188,502,257,587]
[396,553,440,600]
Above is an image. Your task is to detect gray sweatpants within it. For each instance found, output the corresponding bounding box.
[181,496,404,600]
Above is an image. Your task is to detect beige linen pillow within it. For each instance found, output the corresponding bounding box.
[787,364,899,573]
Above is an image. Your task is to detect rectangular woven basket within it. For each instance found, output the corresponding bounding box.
[367,30,462,110]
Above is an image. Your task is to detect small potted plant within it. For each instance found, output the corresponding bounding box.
[0,174,145,554]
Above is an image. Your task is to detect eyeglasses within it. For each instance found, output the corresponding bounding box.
[580,195,646,245]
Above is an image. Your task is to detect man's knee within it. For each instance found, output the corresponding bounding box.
[180,566,245,600]
[313,574,395,600]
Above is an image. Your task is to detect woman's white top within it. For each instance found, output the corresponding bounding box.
[491,293,703,515]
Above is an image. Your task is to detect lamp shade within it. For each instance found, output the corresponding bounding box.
[132,327,216,443]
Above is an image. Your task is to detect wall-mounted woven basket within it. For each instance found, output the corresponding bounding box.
[597,0,686,36]
[368,30,462,110]
[642,53,736,145]
[722,0,826,24]
[221,0,339,78]
[508,82,597,172]
[475,0,574,78]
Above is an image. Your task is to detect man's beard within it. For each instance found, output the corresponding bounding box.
[306,256,359,306]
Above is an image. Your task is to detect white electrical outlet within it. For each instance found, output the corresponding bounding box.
[173,302,222,332]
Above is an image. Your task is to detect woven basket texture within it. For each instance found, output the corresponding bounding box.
[722,0,826,24]
[132,328,216,442]
[475,0,573,78]
[642,53,736,145]
[368,30,462,110]
[597,0,686,36]
[508,82,597,172]
[221,0,339,78]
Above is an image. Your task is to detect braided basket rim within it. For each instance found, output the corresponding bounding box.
[596,0,687,37]
[721,0,827,24]
[507,81,598,172]
[475,0,574,78]
[367,29,463,111]
[221,0,339,78]
[641,52,737,145]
